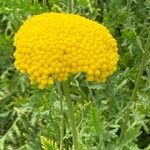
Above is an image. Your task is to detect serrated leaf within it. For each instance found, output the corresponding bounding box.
[14,125,20,137]
[88,84,105,90]
[8,132,15,143]
[0,111,11,117]
[122,126,141,146]
[41,136,58,150]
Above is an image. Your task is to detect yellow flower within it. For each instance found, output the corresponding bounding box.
[14,12,119,89]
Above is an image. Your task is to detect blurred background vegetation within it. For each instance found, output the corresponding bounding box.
[0,0,150,149]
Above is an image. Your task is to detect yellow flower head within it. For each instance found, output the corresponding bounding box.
[14,13,119,89]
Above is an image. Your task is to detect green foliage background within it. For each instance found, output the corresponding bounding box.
[0,0,150,150]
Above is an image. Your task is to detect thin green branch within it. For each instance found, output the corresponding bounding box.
[130,31,150,102]
[119,31,150,142]
[56,81,64,150]
[62,81,78,150]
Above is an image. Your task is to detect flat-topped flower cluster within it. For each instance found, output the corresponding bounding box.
[14,13,119,89]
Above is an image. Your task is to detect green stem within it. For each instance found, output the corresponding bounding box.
[62,81,78,150]
[119,31,150,142]
[56,81,64,150]
[130,31,150,102]
[43,0,46,6]
[67,0,74,13]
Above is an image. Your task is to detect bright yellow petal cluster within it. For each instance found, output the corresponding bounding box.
[14,13,119,89]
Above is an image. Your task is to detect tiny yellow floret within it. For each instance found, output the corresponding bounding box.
[14,13,119,89]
